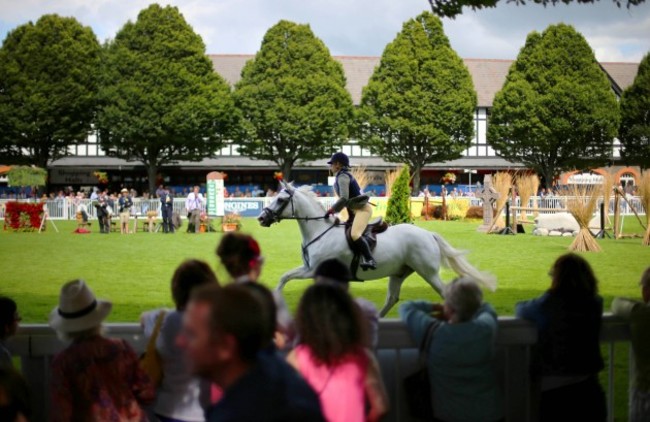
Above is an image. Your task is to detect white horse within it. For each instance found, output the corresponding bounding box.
[258,182,496,316]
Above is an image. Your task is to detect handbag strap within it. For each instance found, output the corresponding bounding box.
[417,321,437,365]
[146,311,166,353]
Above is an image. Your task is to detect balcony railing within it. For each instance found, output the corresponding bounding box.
[7,315,632,422]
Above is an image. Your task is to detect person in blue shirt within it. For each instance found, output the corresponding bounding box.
[325,152,376,270]
[516,253,606,422]
[399,277,503,422]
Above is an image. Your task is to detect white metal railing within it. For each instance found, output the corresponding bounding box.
[7,315,631,422]
[0,196,644,221]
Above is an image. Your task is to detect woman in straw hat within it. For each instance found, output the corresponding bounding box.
[49,280,155,422]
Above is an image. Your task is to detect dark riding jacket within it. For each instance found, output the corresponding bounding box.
[332,169,368,213]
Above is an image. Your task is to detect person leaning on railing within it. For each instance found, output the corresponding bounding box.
[612,267,650,422]
[399,277,504,422]
[516,254,606,422]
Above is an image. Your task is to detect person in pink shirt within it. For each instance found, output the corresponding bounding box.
[287,284,388,422]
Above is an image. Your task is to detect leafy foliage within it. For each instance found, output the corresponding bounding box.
[386,166,412,225]
[426,0,645,19]
[487,24,620,187]
[96,4,237,194]
[619,53,650,169]
[8,166,48,187]
[357,12,476,195]
[232,20,354,180]
[0,15,101,167]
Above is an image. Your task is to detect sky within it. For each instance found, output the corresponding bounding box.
[0,0,648,62]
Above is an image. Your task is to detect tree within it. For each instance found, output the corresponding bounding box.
[96,4,237,194]
[426,0,644,19]
[232,20,353,180]
[619,53,650,169]
[0,15,101,168]
[7,166,47,187]
[357,12,476,195]
[386,166,412,225]
[487,24,620,187]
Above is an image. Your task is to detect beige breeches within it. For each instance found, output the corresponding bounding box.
[351,204,372,240]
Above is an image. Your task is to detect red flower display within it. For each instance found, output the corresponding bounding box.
[4,202,44,231]
[274,172,283,181]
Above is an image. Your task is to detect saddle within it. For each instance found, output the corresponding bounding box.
[344,217,388,280]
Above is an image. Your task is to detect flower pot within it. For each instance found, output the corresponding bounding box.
[222,223,239,232]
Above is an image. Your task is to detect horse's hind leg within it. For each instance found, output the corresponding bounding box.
[378,270,412,317]
[423,271,445,299]
[276,265,312,291]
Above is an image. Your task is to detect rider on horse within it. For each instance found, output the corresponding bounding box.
[324,152,377,271]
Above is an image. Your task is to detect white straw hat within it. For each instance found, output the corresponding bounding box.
[49,280,112,333]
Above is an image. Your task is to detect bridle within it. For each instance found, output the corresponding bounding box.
[260,188,344,267]
[261,189,330,223]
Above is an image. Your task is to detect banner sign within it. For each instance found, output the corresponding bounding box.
[206,178,225,217]
[224,199,263,217]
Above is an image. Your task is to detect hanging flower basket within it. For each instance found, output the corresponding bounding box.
[93,171,109,184]
[440,172,457,185]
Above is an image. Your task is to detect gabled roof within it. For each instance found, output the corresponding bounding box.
[209,54,639,108]
[600,62,640,93]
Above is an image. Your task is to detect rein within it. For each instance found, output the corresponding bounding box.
[262,189,343,267]
[301,220,344,267]
[262,189,330,222]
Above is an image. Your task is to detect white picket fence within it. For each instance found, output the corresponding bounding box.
[0,196,645,221]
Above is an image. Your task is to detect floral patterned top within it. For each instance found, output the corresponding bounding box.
[50,335,155,422]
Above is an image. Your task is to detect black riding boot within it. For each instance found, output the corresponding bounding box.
[354,237,377,271]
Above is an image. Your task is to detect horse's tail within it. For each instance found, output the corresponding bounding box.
[432,232,497,292]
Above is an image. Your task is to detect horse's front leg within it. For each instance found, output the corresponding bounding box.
[276,265,313,291]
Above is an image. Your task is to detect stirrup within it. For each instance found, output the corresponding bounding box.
[360,258,377,271]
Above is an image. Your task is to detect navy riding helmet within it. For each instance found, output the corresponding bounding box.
[327,152,350,168]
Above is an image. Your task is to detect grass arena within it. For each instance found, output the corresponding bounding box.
[1,216,646,323]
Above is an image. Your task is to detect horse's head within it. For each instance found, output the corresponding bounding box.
[258,181,295,227]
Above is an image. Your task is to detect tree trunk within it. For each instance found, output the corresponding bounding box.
[147,163,158,196]
[411,165,422,196]
[281,161,293,183]
[541,167,556,190]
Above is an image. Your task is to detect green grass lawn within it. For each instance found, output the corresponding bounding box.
[1,215,647,420]
[1,216,646,322]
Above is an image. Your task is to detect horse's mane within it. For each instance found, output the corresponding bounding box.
[291,183,326,212]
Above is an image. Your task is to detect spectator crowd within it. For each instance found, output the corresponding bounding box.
[0,236,649,422]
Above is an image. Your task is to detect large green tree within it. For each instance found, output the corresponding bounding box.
[0,15,101,168]
[97,4,237,194]
[487,24,620,187]
[357,12,476,195]
[619,53,650,169]
[426,0,644,19]
[232,20,353,180]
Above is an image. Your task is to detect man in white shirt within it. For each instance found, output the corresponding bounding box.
[185,186,205,233]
